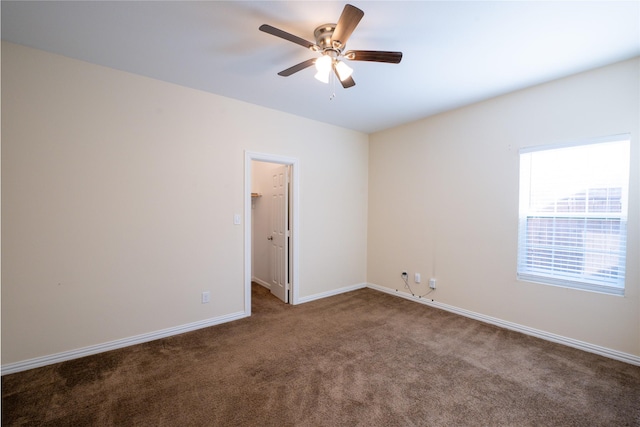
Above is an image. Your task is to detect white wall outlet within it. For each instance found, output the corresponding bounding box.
[233,214,241,225]
[414,273,421,283]
[202,291,211,304]
[429,278,437,289]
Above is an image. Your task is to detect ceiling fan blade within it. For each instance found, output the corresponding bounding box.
[339,75,356,89]
[259,24,318,50]
[277,58,317,76]
[331,4,364,49]
[344,50,403,64]
[333,65,356,88]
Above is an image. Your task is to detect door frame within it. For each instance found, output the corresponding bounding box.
[244,151,299,314]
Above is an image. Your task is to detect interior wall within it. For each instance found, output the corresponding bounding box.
[1,42,369,365]
[368,57,640,356]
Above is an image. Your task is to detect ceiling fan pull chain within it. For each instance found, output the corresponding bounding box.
[329,71,336,101]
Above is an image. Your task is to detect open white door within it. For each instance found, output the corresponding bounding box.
[268,165,289,303]
[245,151,298,314]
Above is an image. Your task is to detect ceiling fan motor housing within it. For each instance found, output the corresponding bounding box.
[314,24,343,53]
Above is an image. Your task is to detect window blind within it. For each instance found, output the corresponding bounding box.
[517,136,630,295]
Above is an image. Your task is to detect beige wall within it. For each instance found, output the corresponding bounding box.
[368,58,640,356]
[1,42,369,365]
[3,40,638,367]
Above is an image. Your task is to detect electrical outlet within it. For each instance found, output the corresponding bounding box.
[429,278,437,289]
[202,291,211,304]
[401,271,408,279]
[414,273,421,283]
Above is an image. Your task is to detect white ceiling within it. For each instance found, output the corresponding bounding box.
[2,1,639,134]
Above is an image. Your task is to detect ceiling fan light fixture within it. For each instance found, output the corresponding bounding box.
[314,69,330,84]
[335,60,353,81]
[314,54,332,83]
[315,54,332,72]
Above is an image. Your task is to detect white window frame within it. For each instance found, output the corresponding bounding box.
[517,134,630,296]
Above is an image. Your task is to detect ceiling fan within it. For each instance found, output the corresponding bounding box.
[259,4,402,89]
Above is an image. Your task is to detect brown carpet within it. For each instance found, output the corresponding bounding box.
[3,283,640,426]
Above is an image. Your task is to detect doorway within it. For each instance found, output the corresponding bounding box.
[244,152,299,315]
[251,162,289,303]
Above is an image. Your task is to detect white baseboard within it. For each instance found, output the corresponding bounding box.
[1,311,248,376]
[295,282,367,305]
[6,283,637,375]
[367,283,640,367]
[251,277,271,289]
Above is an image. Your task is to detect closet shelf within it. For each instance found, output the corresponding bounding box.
[251,193,262,198]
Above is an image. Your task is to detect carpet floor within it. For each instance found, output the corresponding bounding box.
[3,283,640,426]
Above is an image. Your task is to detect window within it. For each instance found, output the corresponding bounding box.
[517,135,630,295]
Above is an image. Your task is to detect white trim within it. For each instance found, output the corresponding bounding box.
[519,132,630,154]
[296,283,367,304]
[367,283,640,367]
[251,276,271,290]
[244,151,300,309]
[6,283,637,375]
[1,311,248,376]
